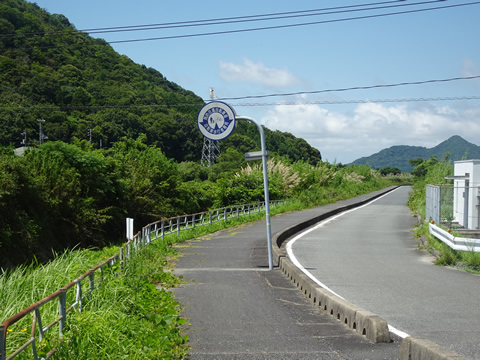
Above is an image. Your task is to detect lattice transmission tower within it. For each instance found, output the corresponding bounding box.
[201,88,221,167]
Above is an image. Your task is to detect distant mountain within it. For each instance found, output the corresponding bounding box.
[351,136,480,172]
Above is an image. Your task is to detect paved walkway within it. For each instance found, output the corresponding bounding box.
[172,189,401,359]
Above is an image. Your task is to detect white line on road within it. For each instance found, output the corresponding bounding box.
[286,188,409,339]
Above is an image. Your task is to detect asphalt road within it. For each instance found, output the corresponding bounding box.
[290,186,480,359]
[172,189,402,359]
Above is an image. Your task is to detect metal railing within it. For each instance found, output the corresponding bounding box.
[0,255,119,360]
[1,199,293,360]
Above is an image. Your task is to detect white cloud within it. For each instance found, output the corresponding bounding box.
[462,58,480,78]
[218,58,301,88]
[261,101,480,164]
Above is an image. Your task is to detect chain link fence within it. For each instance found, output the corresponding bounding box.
[426,184,480,230]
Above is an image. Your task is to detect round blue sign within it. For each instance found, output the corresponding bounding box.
[197,101,236,141]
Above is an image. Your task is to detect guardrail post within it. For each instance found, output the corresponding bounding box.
[59,288,67,339]
[161,220,165,243]
[1,324,6,360]
[35,308,44,342]
[192,214,195,229]
[89,272,95,295]
[76,281,83,313]
[209,211,212,225]
[223,208,227,222]
[177,217,180,237]
[120,247,124,270]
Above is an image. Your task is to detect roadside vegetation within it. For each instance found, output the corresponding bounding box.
[1,156,409,359]
[407,155,480,274]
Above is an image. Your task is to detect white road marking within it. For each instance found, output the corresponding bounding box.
[286,187,409,339]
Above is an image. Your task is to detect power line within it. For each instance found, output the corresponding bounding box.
[214,75,480,101]
[0,1,429,38]
[230,96,480,107]
[3,1,479,49]
[1,96,479,112]
[69,0,441,35]
[79,0,408,33]
[108,1,480,44]
[1,74,478,111]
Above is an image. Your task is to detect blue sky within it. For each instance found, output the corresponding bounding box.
[32,0,480,163]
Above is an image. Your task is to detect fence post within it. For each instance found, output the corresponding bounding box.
[89,272,95,295]
[209,211,212,225]
[59,288,67,339]
[177,216,180,237]
[192,214,195,229]
[76,281,83,313]
[223,208,227,222]
[161,220,165,243]
[120,247,124,270]
[0,324,5,360]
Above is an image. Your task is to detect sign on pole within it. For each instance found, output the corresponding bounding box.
[197,102,274,270]
[197,101,236,141]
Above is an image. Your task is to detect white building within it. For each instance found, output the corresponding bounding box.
[451,160,480,229]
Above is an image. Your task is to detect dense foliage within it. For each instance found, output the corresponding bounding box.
[0,138,407,269]
[0,0,321,165]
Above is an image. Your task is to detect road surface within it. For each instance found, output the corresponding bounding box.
[289,186,480,359]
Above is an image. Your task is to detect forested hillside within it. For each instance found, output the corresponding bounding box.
[0,0,321,164]
[0,0,410,270]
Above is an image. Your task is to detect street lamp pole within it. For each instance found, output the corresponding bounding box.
[237,116,274,270]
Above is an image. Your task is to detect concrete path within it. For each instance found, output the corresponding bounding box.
[172,188,402,359]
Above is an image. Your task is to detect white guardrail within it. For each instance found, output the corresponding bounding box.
[1,199,293,360]
[429,223,480,252]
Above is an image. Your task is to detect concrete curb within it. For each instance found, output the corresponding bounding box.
[271,187,467,359]
[272,187,396,344]
[399,337,466,360]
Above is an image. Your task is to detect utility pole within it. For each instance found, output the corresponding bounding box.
[36,119,45,145]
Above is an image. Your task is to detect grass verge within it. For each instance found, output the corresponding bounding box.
[413,221,480,275]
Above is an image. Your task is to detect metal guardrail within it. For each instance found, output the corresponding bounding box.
[429,223,480,253]
[1,199,293,359]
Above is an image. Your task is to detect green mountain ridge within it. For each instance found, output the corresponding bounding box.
[0,0,321,165]
[351,135,480,172]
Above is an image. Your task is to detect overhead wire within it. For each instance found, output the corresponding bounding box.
[1,96,479,112]
[0,0,433,38]
[68,0,443,35]
[3,1,479,48]
[108,1,480,44]
[213,75,480,101]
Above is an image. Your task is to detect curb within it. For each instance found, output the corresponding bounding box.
[272,187,396,344]
[271,186,467,358]
[399,337,466,360]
